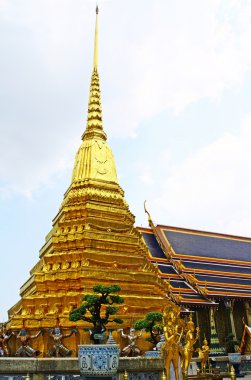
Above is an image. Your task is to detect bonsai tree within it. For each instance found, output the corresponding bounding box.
[69,284,124,344]
[134,312,163,348]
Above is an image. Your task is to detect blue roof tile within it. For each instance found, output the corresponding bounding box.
[163,230,251,261]
[182,260,251,274]
[142,232,166,259]
[196,273,251,285]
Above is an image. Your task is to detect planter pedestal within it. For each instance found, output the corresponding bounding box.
[228,353,244,378]
[78,344,119,378]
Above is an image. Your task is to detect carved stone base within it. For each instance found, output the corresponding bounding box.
[78,344,119,378]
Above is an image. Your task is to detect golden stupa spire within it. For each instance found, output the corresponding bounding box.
[71,5,117,183]
[93,5,98,70]
[82,5,106,141]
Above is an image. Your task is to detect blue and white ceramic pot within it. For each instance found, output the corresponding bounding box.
[78,344,120,377]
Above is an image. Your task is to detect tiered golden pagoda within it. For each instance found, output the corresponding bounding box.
[7,7,169,354]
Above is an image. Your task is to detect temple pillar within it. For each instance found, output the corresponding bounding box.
[230,301,237,338]
[225,299,237,338]
[244,302,251,326]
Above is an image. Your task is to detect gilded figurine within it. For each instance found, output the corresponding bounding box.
[119,328,143,357]
[0,325,14,356]
[47,326,77,357]
[162,304,183,380]
[181,314,200,379]
[196,337,210,372]
[162,325,181,380]
[15,328,43,357]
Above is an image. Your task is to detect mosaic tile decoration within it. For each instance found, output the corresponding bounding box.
[78,344,119,377]
[128,373,159,380]
[45,375,116,380]
[144,351,161,358]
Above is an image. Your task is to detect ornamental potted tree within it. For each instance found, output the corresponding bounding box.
[69,284,124,378]
[69,284,124,343]
[134,312,163,356]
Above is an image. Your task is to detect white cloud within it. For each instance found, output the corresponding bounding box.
[152,115,251,237]
[0,125,78,198]
[0,0,10,12]
[1,0,251,197]
[106,0,251,136]
[138,164,154,186]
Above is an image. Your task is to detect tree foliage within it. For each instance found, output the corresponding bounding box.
[69,284,124,343]
[134,312,163,345]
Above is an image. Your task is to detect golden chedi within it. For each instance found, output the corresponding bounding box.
[7,7,169,356]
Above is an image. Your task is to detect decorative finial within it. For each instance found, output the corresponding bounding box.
[93,4,99,70]
[78,5,107,144]
[230,365,236,380]
[144,200,153,226]
[161,370,167,380]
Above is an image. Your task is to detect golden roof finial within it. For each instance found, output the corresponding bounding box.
[71,6,117,184]
[82,5,106,141]
[144,200,153,227]
[94,4,99,70]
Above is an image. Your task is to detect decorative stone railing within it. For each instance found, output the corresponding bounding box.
[0,357,163,380]
[0,355,251,380]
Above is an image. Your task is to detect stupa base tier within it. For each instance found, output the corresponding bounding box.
[5,324,162,357]
[9,291,166,328]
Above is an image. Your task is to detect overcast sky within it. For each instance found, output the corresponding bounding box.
[1,0,251,320]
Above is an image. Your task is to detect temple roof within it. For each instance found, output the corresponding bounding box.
[163,228,251,261]
[138,224,251,306]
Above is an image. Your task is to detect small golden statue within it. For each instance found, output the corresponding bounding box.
[162,303,183,380]
[181,314,200,379]
[196,337,210,372]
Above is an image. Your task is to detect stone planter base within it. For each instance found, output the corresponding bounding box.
[228,353,243,377]
[78,344,119,378]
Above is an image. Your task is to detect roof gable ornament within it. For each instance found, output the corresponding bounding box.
[144,200,153,226]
